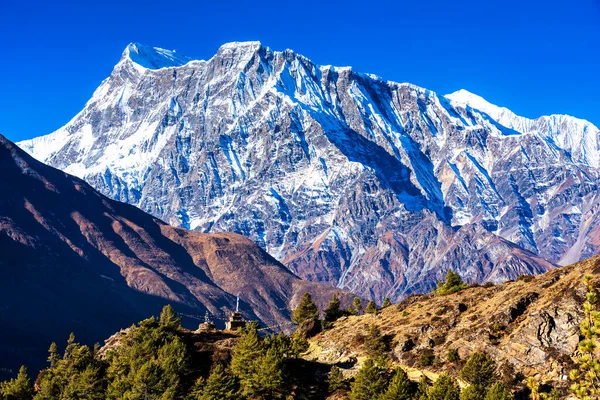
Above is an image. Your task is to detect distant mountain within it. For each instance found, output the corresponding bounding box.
[20,41,597,300]
[0,133,350,374]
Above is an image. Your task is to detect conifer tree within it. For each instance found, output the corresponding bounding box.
[436,270,468,296]
[324,293,344,322]
[353,297,363,314]
[484,382,512,400]
[365,300,378,315]
[349,359,388,400]
[230,323,264,381]
[364,324,387,360]
[382,297,392,308]
[197,363,240,400]
[0,366,34,400]
[291,292,320,324]
[290,330,309,357]
[159,304,182,330]
[327,366,347,393]
[427,374,460,400]
[240,348,286,399]
[460,385,485,400]
[417,375,430,400]
[570,275,600,399]
[347,305,358,315]
[459,352,497,388]
[47,342,59,368]
[378,367,414,400]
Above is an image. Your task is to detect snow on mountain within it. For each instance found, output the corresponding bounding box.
[19,41,599,301]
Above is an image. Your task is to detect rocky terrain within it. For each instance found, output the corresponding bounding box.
[18,41,596,301]
[0,133,352,375]
[307,253,600,393]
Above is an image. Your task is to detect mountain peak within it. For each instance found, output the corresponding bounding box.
[123,42,192,69]
[444,89,507,116]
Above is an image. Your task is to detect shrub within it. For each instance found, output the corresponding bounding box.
[419,349,435,367]
[447,348,460,363]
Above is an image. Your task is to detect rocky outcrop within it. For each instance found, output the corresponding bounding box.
[307,255,600,389]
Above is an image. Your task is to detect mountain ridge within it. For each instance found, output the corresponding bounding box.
[16,41,599,301]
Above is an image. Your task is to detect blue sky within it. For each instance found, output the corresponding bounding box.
[1,0,599,142]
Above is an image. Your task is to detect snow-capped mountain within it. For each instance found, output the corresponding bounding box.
[20,41,598,301]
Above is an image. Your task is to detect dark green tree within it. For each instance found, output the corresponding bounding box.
[378,367,414,400]
[483,382,512,400]
[364,324,387,360]
[460,385,485,400]
[197,363,240,400]
[230,323,264,382]
[0,366,34,400]
[427,374,460,400]
[327,366,347,393]
[382,298,392,308]
[459,352,497,388]
[365,301,378,315]
[324,293,344,322]
[159,304,182,330]
[436,270,468,296]
[447,348,460,363]
[292,293,320,324]
[349,359,388,400]
[353,297,363,314]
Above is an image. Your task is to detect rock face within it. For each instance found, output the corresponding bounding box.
[0,133,351,374]
[308,254,600,389]
[19,42,600,300]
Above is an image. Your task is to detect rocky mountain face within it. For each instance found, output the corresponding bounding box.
[19,42,599,301]
[0,133,350,374]
[308,254,600,393]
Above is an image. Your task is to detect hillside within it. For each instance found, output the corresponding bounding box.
[0,133,352,375]
[307,254,600,395]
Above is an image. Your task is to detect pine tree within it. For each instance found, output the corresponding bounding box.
[447,348,460,363]
[427,374,460,400]
[365,300,378,315]
[364,324,387,360]
[290,330,309,357]
[240,348,286,399]
[47,342,59,368]
[197,363,240,400]
[353,297,363,314]
[327,366,347,393]
[417,375,430,400]
[324,293,344,322]
[460,385,485,400]
[292,292,320,324]
[570,275,600,399]
[436,270,468,296]
[378,367,414,400]
[159,304,182,330]
[459,352,497,388]
[349,359,388,400]
[0,366,34,400]
[382,297,392,308]
[347,305,358,315]
[230,323,264,382]
[484,382,512,400]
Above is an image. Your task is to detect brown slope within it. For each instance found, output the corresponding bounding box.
[307,256,600,392]
[0,134,352,375]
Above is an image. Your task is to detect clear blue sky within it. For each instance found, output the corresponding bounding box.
[1,0,599,142]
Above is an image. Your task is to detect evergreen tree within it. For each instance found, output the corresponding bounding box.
[230,323,264,382]
[159,304,182,330]
[427,374,460,400]
[378,367,414,400]
[460,385,485,400]
[0,366,34,400]
[353,297,363,314]
[570,275,600,399]
[47,342,59,368]
[382,298,392,308]
[436,270,468,296]
[459,352,497,388]
[327,366,347,393]
[365,300,378,315]
[484,382,512,400]
[197,363,240,400]
[349,359,388,400]
[240,348,286,399]
[417,375,430,400]
[447,348,460,363]
[347,305,358,315]
[324,293,344,322]
[291,293,320,324]
[364,324,387,360]
[290,330,309,357]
